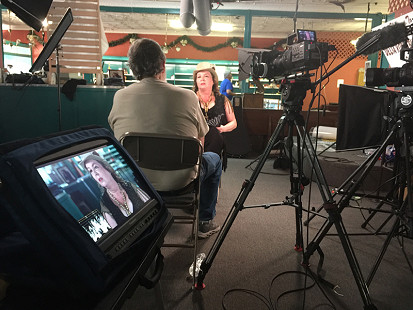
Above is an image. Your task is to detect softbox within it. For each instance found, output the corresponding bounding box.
[1,0,53,32]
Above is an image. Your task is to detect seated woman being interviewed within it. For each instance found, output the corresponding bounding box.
[82,152,151,228]
[193,62,237,170]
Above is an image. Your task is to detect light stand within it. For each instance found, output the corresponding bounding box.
[30,8,73,132]
[56,45,62,131]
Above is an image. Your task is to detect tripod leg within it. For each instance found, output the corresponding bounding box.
[196,113,289,288]
[284,114,378,308]
[402,124,413,238]
[366,215,401,286]
[304,129,396,226]
[295,122,335,226]
[302,122,401,309]
[367,125,413,285]
[398,235,413,274]
[285,123,304,250]
[305,203,378,309]
[299,125,333,203]
[306,121,399,227]
[361,186,396,229]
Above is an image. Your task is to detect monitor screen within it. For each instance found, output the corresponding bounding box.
[297,29,317,43]
[36,141,160,258]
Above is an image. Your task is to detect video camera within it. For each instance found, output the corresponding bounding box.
[366,41,413,87]
[251,30,332,80]
[366,63,413,87]
[365,41,413,112]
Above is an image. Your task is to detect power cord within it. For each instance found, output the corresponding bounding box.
[221,269,338,310]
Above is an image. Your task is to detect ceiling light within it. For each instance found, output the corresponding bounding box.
[169,20,186,28]
[169,20,233,32]
[212,23,233,32]
[42,18,49,27]
[354,18,372,21]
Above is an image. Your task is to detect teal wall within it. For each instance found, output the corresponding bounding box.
[0,85,118,143]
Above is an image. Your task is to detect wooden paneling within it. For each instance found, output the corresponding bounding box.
[243,108,338,153]
[47,0,103,76]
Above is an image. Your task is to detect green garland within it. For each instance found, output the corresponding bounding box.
[26,30,45,45]
[108,34,243,51]
[25,31,274,51]
[108,34,140,47]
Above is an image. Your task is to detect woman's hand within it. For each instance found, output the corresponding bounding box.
[216,125,226,133]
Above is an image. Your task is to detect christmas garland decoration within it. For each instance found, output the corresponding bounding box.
[24,31,275,51]
[108,33,244,51]
[26,30,45,45]
[108,34,140,47]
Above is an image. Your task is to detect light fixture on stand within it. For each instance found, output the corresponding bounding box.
[29,8,73,131]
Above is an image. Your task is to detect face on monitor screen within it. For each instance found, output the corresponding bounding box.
[36,144,154,244]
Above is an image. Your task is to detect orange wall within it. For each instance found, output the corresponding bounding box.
[2,29,45,61]
[302,57,365,110]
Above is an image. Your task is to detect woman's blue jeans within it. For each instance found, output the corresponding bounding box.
[199,152,222,221]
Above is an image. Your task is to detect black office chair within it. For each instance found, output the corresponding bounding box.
[120,132,202,286]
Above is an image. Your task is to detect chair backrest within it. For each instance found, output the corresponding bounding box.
[121,133,202,284]
[120,132,203,172]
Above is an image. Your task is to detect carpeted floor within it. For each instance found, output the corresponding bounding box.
[124,157,413,310]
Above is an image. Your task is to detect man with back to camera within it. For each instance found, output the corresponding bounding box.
[219,69,236,101]
[108,38,221,238]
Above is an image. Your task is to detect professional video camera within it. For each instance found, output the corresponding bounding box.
[251,29,332,79]
[366,63,413,87]
[366,41,413,87]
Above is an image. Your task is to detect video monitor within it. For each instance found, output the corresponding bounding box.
[35,140,160,259]
[297,29,317,42]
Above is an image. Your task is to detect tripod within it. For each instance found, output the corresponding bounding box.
[300,91,413,307]
[320,93,413,287]
[196,77,377,309]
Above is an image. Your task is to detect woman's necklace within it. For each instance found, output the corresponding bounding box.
[197,92,213,121]
[107,184,131,216]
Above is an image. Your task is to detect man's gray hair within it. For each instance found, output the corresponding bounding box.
[128,38,166,80]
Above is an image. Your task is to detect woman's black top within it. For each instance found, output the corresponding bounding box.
[101,182,146,225]
[201,94,228,170]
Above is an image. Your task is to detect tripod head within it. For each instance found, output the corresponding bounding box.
[278,76,312,113]
[395,89,413,114]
